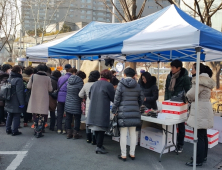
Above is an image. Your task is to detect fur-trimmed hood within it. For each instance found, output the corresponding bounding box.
[192,73,216,89]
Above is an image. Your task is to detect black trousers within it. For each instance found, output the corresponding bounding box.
[95,131,105,148]
[57,102,65,130]
[66,112,81,131]
[0,106,5,123]
[6,113,21,133]
[177,122,185,147]
[23,105,32,123]
[50,111,55,130]
[197,129,208,163]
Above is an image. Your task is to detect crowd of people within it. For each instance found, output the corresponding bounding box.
[0,59,216,166]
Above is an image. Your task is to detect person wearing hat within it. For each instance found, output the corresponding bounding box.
[57,64,73,134]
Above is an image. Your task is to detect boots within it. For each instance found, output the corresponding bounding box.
[73,130,82,139]
[86,133,92,143]
[92,135,96,145]
[67,129,73,139]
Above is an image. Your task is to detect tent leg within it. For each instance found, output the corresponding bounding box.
[77,56,81,70]
[193,47,201,170]
[99,60,101,72]
[72,60,74,68]
[158,61,160,89]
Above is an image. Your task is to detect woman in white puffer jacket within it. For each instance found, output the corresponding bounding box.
[186,63,215,167]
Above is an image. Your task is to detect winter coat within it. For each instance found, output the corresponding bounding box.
[112,78,144,127]
[186,73,216,129]
[141,76,159,110]
[27,72,53,115]
[87,79,115,128]
[49,76,58,111]
[65,75,84,114]
[57,73,72,103]
[164,68,191,100]
[79,82,95,117]
[4,72,25,113]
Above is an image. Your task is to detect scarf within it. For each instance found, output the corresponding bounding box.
[168,70,181,92]
[100,78,108,82]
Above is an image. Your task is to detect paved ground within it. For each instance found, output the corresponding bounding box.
[0,121,222,170]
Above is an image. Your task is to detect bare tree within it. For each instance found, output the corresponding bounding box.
[0,0,20,60]
[164,0,222,89]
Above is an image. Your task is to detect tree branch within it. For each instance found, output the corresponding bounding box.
[154,0,163,9]
[182,0,200,17]
[109,0,127,22]
[210,2,222,17]
[194,0,205,23]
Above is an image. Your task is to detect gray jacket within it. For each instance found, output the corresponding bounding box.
[87,80,115,128]
[5,72,25,113]
[112,78,144,127]
[65,75,84,114]
[79,82,94,117]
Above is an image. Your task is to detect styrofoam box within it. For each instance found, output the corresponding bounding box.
[162,109,188,115]
[162,100,188,112]
[213,116,222,143]
[185,129,219,148]
[140,125,176,154]
[158,112,188,120]
[112,131,140,146]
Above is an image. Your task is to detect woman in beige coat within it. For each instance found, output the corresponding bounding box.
[186,63,215,167]
[27,64,52,136]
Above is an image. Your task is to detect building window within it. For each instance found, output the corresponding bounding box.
[87,5,91,8]
[86,0,91,2]
[93,17,96,20]
[81,16,85,19]
[81,0,85,2]
[70,9,74,12]
[86,16,91,19]
[70,15,73,17]
[86,11,91,14]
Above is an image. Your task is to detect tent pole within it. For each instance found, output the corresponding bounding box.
[170,50,172,60]
[72,59,74,68]
[77,56,81,70]
[158,61,160,89]
[99,60,101,72]
[193,47,201,170]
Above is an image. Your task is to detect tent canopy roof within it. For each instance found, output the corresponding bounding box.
[27,5,222,62]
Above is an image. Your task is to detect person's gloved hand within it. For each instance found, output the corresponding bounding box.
[24,89,27,92]
[19,105,25,108]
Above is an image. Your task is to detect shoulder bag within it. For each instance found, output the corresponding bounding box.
[50,79,68,99]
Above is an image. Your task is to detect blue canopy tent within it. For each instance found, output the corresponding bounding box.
[27,4,222,169]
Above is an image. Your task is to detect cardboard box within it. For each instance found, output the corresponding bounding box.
[112,131,140,146]
[162,100,188,112]
[158,112,188,120]
[140,122,176,154]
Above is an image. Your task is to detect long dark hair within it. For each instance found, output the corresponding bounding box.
[193,63,213,78]
[140,72,151,88]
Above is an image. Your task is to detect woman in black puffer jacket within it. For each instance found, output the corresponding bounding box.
[112,68,144,161]
[140,72,159,110]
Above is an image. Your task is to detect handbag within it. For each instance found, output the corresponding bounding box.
[50,79,68,99]
[170,90,187,103]
[110,115,120,137]
[81,99,86,115]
